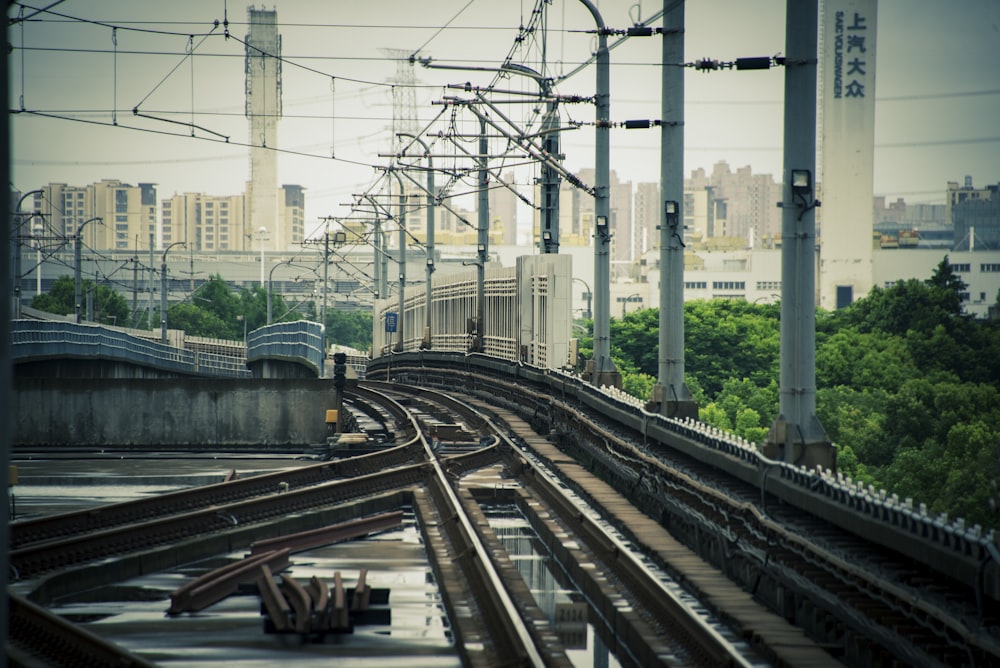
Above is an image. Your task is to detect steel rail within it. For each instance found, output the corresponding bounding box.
[356,382,545,666]
[379,359,1000,666]
[377,380,757,667]
[9,593,158,668]
[11,438,418,550]
[10,464,426,579]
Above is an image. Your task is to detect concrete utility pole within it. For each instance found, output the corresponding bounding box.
[654,0,698,419]
[578,0,619,388]
[766,0,834,470]
[475,117,489,352]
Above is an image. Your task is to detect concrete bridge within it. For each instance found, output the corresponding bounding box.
[12,318,333,448]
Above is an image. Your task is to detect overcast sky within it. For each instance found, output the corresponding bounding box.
[9,0,999,237]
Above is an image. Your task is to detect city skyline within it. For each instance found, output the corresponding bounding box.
[9,1,999,239]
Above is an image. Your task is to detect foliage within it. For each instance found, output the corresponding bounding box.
[31,275,129,326]
[621,371,655,402]
[326,308,373,352]
[157,275,314,341]
[684,300,780,397]
[607,275,1000,531]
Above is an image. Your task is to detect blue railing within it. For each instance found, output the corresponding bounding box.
[247,320,326,377]
[11,320,251,377]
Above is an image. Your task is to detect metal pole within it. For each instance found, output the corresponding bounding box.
[132,251,138,328]
[397,132,435,349]
[322,226,329,333]
[74,228,82,323]
[656,0,696,418]
[74,217,101,324]
[11,190,42,319]
[258,227,267,288]
[161,241,184,343]
[476,117,489,352]
[267,270,273,325]
[148,233,154,330]
[392,172,407,352]
[577,0,618,387]
[12,222,20,319]
[373,215,383,301]
[770,0,831,468]
[2,25,11,643]
[160,252,168,342]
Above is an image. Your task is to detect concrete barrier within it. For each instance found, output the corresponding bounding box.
[13,377,337,448]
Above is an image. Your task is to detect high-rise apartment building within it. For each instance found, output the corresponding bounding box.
[489,171,519,246]
[633,182,659,257]
[161,185,304,251]
[161,192,245,251]
[552,169,632,276]
[685,163,782,244]
[32,180,156,252]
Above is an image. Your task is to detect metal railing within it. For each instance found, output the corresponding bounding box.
[247,320,326,377]
[11,320,250,378]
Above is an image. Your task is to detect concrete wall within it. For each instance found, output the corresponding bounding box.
[13,378,337,448]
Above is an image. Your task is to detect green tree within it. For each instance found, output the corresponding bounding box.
[31,275,129,326]
[925,255,967,317]
[611,308,660,376]
[684,300,780,397]
[699,402,732,431]
[816,328,917,394]
[166,302,231,339]
[326,308,373,351]
[622,370,655,402]
[709,377,778,443]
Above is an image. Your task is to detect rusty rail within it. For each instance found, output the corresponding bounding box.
[8,593,158,667]
[11,465,426,579]
[168,548,291,615]
[249,510,403,556]
[11,440,420,550]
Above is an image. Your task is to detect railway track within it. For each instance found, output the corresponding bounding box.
[379,358,1000,667]
[8,379,789,666]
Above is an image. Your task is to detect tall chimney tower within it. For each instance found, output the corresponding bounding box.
[245,7,282,251]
